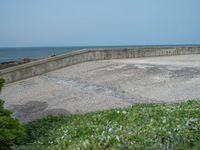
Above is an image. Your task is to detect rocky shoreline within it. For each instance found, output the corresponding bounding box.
[0,54,57,70]
[0,58,36,70]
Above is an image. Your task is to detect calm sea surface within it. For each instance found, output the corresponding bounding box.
[0,45,196,62]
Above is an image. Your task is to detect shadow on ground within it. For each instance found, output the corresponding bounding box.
[12,101,71,123]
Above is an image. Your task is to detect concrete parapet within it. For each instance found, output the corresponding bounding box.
[0,46,200,83]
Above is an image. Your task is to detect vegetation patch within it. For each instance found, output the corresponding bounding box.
[15,100,200,149]
[0,100,25,150]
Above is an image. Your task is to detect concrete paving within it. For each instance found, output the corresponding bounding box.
[1,55,200,123]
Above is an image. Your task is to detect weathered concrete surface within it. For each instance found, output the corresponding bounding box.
[1,55,200,123]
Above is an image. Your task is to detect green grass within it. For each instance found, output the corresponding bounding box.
[17,100,200,150]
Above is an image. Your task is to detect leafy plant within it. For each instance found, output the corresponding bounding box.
[0,78,5,92]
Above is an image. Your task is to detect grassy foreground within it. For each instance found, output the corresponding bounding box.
[17,100,200,150]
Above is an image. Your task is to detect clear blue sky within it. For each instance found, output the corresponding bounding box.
[0,0,200,47]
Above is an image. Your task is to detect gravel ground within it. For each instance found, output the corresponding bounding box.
[1,55,200,123]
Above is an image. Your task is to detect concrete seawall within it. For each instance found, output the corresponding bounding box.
[0,46,200,83]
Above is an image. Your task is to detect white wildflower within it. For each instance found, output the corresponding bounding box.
[122,111,127,114]
[116,136,120,142]
[83,139,90,147]
[162,117,167,123]
[108,128,113,132]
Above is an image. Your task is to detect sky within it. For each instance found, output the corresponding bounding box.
[0,0,200,47]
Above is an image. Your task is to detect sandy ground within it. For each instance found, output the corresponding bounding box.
[1,55,200,123]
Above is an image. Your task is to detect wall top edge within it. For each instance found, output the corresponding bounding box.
[0,45,200,74]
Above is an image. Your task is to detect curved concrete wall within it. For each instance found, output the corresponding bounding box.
[0,46,200,83]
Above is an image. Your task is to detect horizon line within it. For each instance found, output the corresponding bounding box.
[0,44,200,49]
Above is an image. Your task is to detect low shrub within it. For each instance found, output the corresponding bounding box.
[0,78,5,92]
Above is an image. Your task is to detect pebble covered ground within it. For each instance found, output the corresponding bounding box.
[1,55,200,123]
